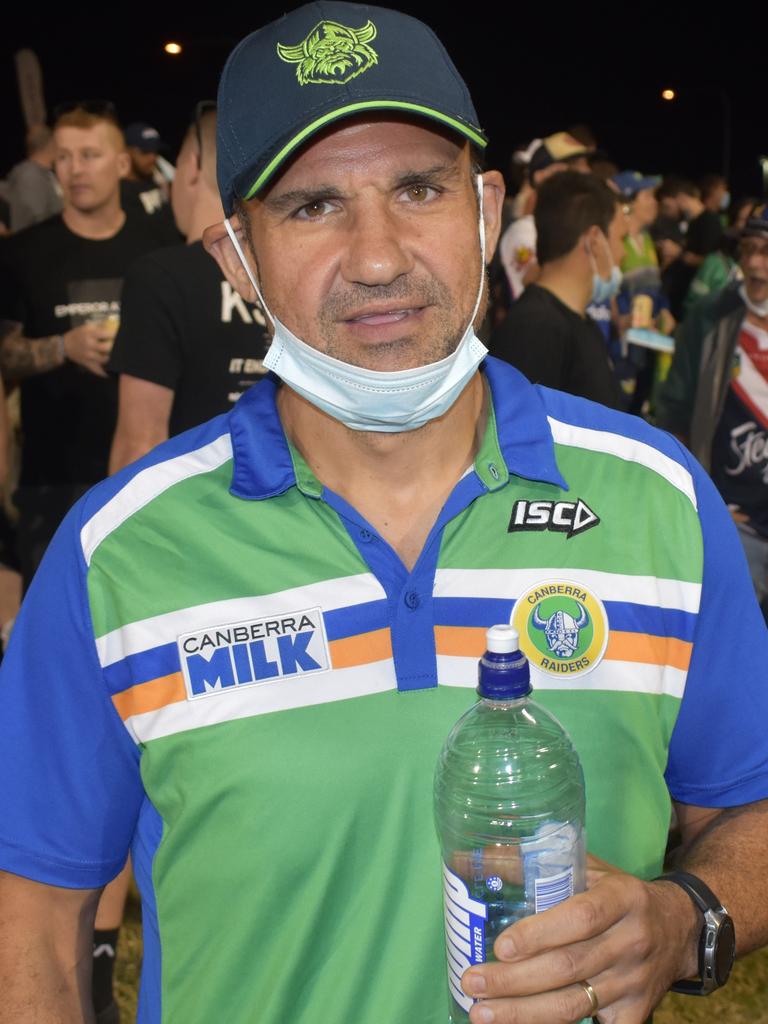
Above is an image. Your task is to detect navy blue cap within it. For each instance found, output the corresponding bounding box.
[741,206,768,241]
[216,1,487,215]
[612,170,662,200]
[125,122,162,153]
[477,625,531,700]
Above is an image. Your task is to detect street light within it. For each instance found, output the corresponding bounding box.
[164,42,182,55]
[660,86,731,180]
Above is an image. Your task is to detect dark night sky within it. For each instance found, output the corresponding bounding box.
[3,7,764,199]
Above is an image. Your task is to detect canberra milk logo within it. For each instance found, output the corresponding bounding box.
[178,607,330,700]
[511,580,608,678]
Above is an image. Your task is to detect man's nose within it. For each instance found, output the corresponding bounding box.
[340,202,414,286]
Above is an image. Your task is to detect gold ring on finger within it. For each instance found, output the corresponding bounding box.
[577,978,599,1016]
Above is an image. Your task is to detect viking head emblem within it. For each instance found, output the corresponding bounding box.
[277,20,379,86]
[532,602,589,658]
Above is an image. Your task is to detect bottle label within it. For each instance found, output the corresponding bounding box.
[442,862,488,1013]
[533,865,574,912]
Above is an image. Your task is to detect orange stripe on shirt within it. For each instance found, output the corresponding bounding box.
[605,631,692,671]
[434,626,487,658]
[112,672,187,721]
[328,628,392,669]
[435,625,692,671]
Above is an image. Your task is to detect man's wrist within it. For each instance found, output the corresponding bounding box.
[52,334,66,365]
[649,878,701,982]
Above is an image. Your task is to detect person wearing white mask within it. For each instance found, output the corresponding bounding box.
[2,7,768,1024]
[489,170,625,408]
[658,208,768,614]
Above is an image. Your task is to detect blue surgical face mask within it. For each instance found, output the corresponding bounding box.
[223,176,489,433]
[589,234,623,304]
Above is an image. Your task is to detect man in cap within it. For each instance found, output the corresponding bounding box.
[1,6,768,1024]
[658,208,768,615]
[499,131,593,300]
[489,170,625,408]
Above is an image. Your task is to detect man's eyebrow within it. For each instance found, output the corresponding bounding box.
[263,185,346,213]
[392,163,464,189]
[263,163,465,213]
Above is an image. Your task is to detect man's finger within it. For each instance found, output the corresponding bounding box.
[464,927,617,998]
[466,973,619,1024]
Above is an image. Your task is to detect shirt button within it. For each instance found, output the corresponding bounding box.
[359,529,374,543]
[404,590,420,610]
[488,462,500,481]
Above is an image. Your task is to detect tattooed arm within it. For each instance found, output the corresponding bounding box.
[0,322,111,380]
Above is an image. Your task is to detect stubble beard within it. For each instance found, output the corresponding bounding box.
[316,271,488,371]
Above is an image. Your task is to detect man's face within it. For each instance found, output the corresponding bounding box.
[54,123,128,213]
[129,147,157,181]
[740,236,768,305]
[632,187,658,227]
[238,119,501,371]
[606,205,627,265]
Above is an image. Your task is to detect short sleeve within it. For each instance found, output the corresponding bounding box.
[665,447,768,806]
[108,252,184,390]
[0,498,144,888]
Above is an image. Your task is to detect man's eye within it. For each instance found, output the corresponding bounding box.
[295,199,334,220]
[402,184,438,203]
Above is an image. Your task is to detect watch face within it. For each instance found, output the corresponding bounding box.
[714,916,736,986]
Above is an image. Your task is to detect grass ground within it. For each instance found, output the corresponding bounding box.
[115,891,768,1022]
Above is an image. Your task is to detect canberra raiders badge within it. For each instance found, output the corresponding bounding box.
[512,579,608,678]
[277,20,378,86]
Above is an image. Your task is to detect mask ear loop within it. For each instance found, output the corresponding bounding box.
[224,217,276,331]
[467,174,487,330]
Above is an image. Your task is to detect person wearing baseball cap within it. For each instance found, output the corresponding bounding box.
[124,122,164,186]
[2,6,768,1024]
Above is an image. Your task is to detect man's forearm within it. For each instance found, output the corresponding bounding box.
[0,871,100,1023]
[678,799,768,956]
[0,326,65,380]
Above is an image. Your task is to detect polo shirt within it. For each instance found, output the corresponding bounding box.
[1,356,767,1024]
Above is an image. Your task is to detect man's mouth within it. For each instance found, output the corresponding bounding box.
[345,308,421,326]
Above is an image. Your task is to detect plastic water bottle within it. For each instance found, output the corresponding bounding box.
[434,624,586,1023]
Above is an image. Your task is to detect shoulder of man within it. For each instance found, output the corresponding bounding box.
[77,410,234,564]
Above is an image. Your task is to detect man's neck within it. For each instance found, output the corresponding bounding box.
[277,372,487,570]
[537,260,590,316]
[62,199,126,240]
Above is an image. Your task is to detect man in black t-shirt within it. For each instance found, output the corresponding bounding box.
[108,105,269,472]
[0,107,166,586]
[489,171,625,409]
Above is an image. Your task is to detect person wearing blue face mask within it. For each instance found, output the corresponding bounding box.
[489,169,625,408]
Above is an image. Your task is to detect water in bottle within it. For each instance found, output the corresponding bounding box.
[433,624,586,1022]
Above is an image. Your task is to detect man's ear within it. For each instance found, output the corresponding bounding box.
[203,215,260,305]
[583,223,602,258]
[480,170,506,262]
[117,150,131,180]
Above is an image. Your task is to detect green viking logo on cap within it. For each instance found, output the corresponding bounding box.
[277,20,378,86]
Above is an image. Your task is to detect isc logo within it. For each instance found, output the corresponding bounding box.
[177,606,330,700]
[507,499,599,539]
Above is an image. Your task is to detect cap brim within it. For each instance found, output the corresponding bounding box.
[244,99,487,198]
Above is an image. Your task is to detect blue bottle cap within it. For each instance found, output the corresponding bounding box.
[477,625,531,699]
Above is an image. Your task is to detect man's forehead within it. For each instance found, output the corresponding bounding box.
[54,122,122,150]
[262,117,469,194]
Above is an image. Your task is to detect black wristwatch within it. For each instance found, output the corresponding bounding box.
[654,870,736,995]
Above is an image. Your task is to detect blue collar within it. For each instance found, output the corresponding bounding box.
[228,356,567,500]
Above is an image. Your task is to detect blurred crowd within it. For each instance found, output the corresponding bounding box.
[0,99,766,1024]
[1,112,766,630]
